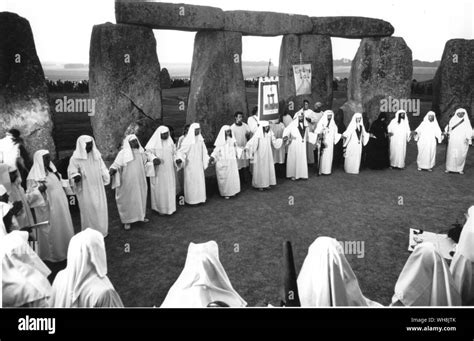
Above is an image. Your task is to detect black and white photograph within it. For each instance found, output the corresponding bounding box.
[1,0,474,336]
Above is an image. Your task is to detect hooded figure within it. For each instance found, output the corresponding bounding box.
[110,134,153,230]
[0,163,43,229]
[1,231,53,307]
[145,126,178,215]
[270,119,286,166]
[27,150,74,262]
[176,123,210,205]
[387,110,411,169]
[444,108,472,174]
[51,228,124,308]
[366,112,390,170]
[391,242,461,306]
[293,101,319,164]
[67,135,110,237]
[245,121,283,190]
[342,113,370,174]
[0,187,12,237]
[314,110,342,175]
[283,111,309,180]
[414,111,443,171]
[297,237,381,307]
[161,241,247,308]
[450,206,474,305]
[211,125,241,199]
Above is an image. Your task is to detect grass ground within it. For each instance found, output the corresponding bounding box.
[99,142,474,307]
[47,89,474,307]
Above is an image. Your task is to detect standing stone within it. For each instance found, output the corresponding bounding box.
[89,22,162,160]
[187,31,248,144]
[0,12,56,157]
[311,17,394,39]
[433,39,474,127]
[278,34,333,115]
[115,0,224,32]
[224,11,313,36]
[160,68,172,90]
[342,37,412,126]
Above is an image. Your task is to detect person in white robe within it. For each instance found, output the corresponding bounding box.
[145,126,178,215]
[231,112,251,171]
[387,110,411,169]
[27,150,75,262]
[68,135,110,237]
[342,113,370,174]
[0,198,9,237]
[391,242,461,306]
[161,241,247,308]
[247,106,260,136]
[0,164,44,230]
[1,231,53,307]
[297,237,381,307]
[314,110,341,175]
[270,119,286,165]
[175,124,189,197]
[413,111,443,171]
[450,205,474,305]
[0,132,20,171]
[444,108,472,174]
[210,125,241,199]
[283,111,309,180]
[51,228,123,308]
[245,121,283,190]
[176,123,210,205]
[294,100,318,164]
[110,134,155,230]
[282,110,293,128]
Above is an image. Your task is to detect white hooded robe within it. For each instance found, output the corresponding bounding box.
[67,136,110,237]
[445,108,472,173]
[387,110,411,168]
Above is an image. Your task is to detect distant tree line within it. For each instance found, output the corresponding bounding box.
[411,79,433,96]
[46,79,89,93]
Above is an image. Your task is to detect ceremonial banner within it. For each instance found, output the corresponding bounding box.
[292,64,312,96]
[257,76,280,122]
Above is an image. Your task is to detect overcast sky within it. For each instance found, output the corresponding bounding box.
[3,0,473,64]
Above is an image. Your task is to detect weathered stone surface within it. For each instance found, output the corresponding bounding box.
[187,31,248,144]
[311,16,394,39]
[278,34,333,114]
[433,39,474,127]
[342,37,412,126]
[160,68,171,90]
[224,11,313,36]
[124,117,161,147]
[0,12,56,158]
[89,22,162,160]
[115,0,224,32]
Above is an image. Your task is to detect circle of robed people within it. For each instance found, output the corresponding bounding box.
[0,103,473,307]
[0,104,472,239]
[2,204,474,307]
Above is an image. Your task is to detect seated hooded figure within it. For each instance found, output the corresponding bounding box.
[391,242,461,306]
[450,206,474,305]
[1,231,53,307]
[161,241,247,308]
[297,237,381,307]
[51,228,124,308]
